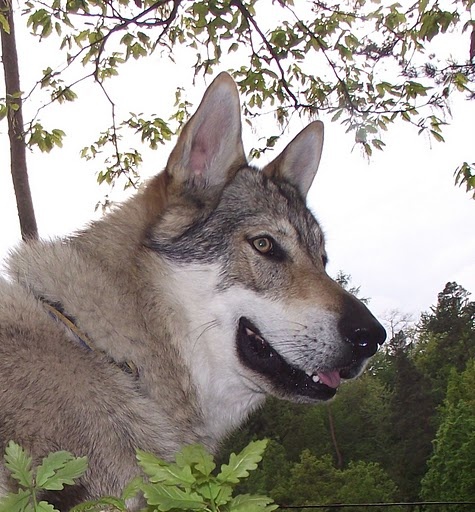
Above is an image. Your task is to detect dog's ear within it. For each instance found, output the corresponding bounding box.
[166,72,247,188]
[263,121,324,197]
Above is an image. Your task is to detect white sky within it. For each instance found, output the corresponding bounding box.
[1,5,474,325]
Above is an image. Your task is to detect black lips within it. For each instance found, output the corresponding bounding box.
[236,317,338,402]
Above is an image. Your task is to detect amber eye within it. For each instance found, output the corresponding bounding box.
[252,237,274,255]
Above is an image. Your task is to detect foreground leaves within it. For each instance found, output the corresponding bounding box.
[0,441,88,512]
[135,440,276,511]
[0,440,277,512]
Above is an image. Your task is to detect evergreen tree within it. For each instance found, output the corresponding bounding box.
[415,282,475,403]
[328,374,392,469]
[421,361,475,510]
[282,452,341,507]
[388,330,436,500]
[338,460,399,511]
[281,451,398,511]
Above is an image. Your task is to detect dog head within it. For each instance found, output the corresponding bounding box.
[146,73,386,406]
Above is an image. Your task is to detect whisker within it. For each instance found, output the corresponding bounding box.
[188,320,220,353]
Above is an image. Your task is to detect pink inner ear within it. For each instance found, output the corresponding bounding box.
[189,140,208,176]
[188,114,224,176]
[167,73,246,185]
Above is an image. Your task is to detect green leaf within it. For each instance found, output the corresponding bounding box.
[418,0,429,13]
[363,142,373,157]
[36,502,58,512]
[0,489,30,512]
[36,452,87,491]
[70,496,127,511]
[121,475,143,501]
[217,440,268,484]
[142,483,205,511]
[355,127,367,143]
[430,130,445,143]
[197,481,233,505]
[137,450,195,486]
[36,451,75,487]
[5,441,33,488]
[175,444,216,476]
[0,13,10,34]
[227,494,278,511]
[371,139,386,151]
[331,109,343,122]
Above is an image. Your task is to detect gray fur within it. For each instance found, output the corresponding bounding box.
[0,73,385,510]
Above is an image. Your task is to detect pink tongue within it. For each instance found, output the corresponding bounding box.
[318,371,341,389]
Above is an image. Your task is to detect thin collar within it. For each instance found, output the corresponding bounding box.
[42,299,138,378]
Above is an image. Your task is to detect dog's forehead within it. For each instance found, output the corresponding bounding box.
[222,166,325,248]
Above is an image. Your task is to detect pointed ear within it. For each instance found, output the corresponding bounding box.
[263,121,324,197]
[166,72,247,188]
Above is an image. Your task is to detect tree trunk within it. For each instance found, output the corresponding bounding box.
[1,0,38,240]
[327,405,344,469]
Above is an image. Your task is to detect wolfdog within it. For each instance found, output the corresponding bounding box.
[0,72,385,510]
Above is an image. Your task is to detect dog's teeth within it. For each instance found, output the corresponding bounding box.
[245,327,265,344]
[312,374,321,383]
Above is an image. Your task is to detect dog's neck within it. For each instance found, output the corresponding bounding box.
[155,259,266,441]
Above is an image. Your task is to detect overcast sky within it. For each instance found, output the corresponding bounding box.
[1,7,474,327]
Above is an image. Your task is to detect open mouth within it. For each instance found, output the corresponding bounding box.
[236,317,358,402]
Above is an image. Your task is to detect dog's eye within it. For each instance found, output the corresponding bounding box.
[251,237,274,255]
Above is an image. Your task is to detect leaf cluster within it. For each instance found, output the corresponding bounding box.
[0,440,277,512]
[0,441,88,512]
[134,440,276,512]
[8,0,474,196]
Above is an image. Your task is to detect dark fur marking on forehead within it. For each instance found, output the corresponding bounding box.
[257,171,326,264]
[146,166,325,265]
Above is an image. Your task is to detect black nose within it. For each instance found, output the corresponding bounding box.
[338,295,386,359]
[347,325,386,358]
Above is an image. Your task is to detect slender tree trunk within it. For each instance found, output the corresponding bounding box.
[327,405,344,469]
[1,0,38,240]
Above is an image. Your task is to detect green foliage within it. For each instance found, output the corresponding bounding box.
[420,362,475,509]
[338,460,398,509]
[386,331,437,500]
[79,112,173,189]
[0,441,88,512]
[334,271,369,304]
[414,282,475,402]
[328,374,393,468]
[279,451,398,511]
[27,123,65,153]
[0,102,7,121]
[455,162,475,199]
[3,0,472,194]
[0,440,276,512]
[0,11,10,34]
[134,440,277,512]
